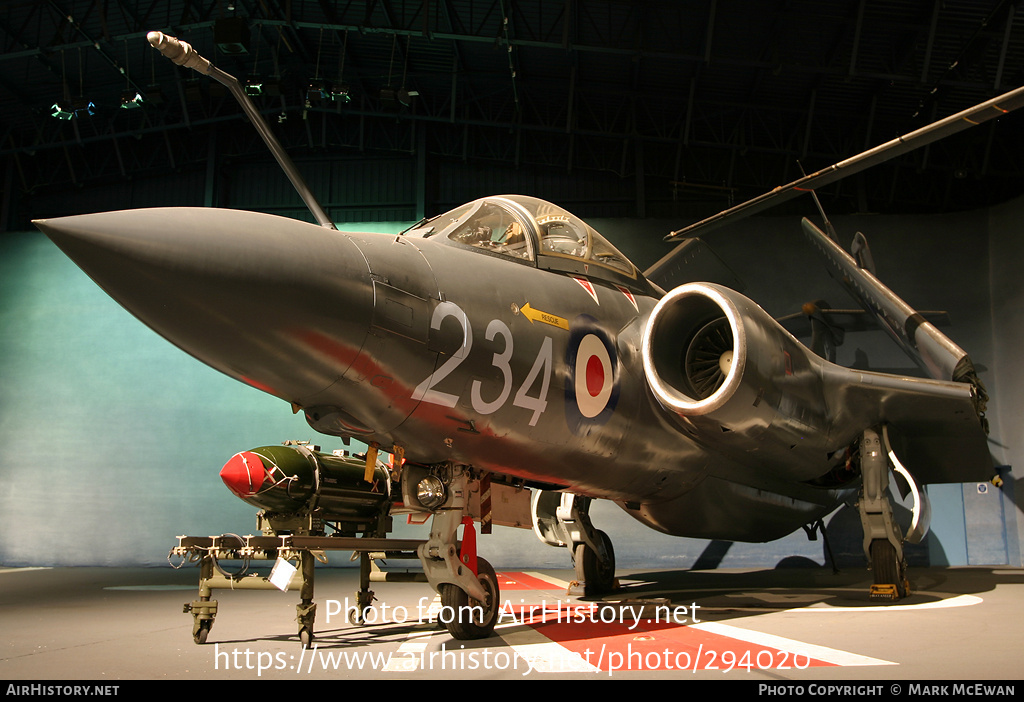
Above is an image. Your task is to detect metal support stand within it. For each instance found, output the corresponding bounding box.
[296,551,316,647]
[172,533,426,646]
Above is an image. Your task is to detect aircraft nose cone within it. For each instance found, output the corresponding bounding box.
[34,207,374,405]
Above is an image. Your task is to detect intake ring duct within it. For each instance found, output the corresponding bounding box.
[642,283,747,416]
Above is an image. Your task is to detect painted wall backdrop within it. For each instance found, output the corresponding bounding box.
[1,198,1020,570]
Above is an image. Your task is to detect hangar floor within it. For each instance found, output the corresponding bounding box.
[1,564,1022,681]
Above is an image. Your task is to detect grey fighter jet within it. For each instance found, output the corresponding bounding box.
[33,32,1013,643]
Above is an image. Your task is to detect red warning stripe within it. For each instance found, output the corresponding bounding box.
[493,575,841,672]
[533,618,836,671]
[496,572,562,590]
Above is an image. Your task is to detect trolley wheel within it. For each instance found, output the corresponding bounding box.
[350,607,372,626]
[193,620,211,645]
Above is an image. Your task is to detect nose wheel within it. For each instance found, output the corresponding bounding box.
[439,558,500,640]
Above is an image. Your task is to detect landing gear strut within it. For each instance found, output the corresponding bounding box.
[532,491,617,596]
[575,528,616,596]
[857,426,909,600]
[416,465,501,639]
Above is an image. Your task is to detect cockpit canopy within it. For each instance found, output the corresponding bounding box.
[404,195,649,292]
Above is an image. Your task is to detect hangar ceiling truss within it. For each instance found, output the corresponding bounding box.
[1,0,1023,217]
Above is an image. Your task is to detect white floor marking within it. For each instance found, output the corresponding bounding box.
[795,593,983,612]
[497,624,601,673]
[691,621,896,667]
[382,595,443,671]
[520,571,572,589]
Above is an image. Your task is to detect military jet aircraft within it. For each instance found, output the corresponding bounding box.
[34,32,1017,643]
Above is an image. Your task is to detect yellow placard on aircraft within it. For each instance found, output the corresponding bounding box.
[520,302,569,330]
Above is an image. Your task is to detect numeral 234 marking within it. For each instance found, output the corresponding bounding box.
[411,302,552,425]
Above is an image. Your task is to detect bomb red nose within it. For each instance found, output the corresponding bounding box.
[220,451,266,497]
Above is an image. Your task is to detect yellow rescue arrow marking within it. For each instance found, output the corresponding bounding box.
[520,302,569,330]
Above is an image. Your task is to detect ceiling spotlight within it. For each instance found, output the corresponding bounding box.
[330,83,351,104]
[50,102,74,120]
[214,17,249,54]
[379,87,417,110]
[72,99,96,117]
[306,81,329,106]
[120,89,145,109]
[244,78,263,97]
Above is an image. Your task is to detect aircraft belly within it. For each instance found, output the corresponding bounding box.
[622,473,853,542]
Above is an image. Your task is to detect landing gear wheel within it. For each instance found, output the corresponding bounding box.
[575,530,616,596]
[439,558,500,640]
[870,539,908,599]
[299,627,314,649]
[193,620,211,645]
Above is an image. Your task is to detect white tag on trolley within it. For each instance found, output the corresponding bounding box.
[269,557,297,591]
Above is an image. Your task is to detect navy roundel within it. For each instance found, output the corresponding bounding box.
[565,315,619,432]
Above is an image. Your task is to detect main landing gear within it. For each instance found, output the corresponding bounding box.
[532,491,617,596]
[857,426,910,601]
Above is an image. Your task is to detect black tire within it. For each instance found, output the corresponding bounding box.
[193,620,211,645]
[870,539,908,598]
[439,558,500,640]
[575,530,616,596]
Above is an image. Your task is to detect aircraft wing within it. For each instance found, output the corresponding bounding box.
[657,84,1024,246]
[820,363,992,484]
[777,308,950,336]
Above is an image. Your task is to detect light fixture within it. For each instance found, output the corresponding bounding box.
[379,87,417,110]
[73,99,96,117]
[214,17,249,54]
[244,78,263,97]
[51,98,96,119]
[415,475,447,510]
[330,83,351,103]
[120,89,145,109]
[305,80,329,107]
[50,102,74,120]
